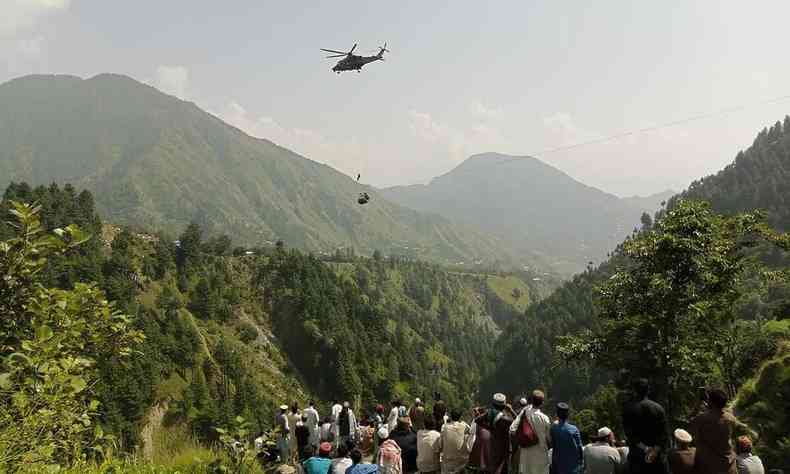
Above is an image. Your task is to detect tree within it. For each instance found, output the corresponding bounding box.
[176,222,203,272]
[559,200,788,423]
[0,202,143,469]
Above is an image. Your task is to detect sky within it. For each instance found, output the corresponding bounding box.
[2,0,790,197]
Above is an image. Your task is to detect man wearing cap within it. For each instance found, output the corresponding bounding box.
[510,391,552,474]
[549,402,583,474]
[467,393,515,474]
[303,442,334,474]
[276,404,292,464]
[582,427,620,474]
[668,429,696,474]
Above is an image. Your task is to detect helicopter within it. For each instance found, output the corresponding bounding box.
[321,43,389,73]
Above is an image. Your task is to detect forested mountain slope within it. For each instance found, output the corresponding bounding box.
[482,117,790,464]
[668,117,790,230]
[381,153,660,274]
[0,74,514,266]
[0,182,529,461]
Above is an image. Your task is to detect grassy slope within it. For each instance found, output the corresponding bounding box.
[485,275,531,313]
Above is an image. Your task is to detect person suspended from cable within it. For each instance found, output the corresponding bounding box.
[358,192,370,205]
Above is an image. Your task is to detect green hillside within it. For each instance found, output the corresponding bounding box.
[0,74,516,267]
[482,117,790,464]
[0,181,529,471]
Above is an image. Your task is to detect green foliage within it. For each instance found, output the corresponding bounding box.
[212,416,260,473]
[258,253,509,409]
[560,200,787,422]
[0,202,144,470]
[735,342,790,468]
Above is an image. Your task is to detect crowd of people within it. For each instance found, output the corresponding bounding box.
[256,381,776,474]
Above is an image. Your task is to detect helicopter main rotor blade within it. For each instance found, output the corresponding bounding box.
[321,48,347,54]
[349,43,357,54]
[325,54,346,58]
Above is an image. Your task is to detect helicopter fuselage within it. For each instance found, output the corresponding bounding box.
[332,54,382,73]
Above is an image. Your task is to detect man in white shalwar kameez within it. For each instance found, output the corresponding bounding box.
[509,390,552,474]
[304,400,321,450]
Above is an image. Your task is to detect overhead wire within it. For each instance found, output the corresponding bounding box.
[483,92,790,169]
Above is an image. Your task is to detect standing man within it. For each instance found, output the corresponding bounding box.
[275,404,292,464]
[622,378,667,474]
[582,427,620,474]
[432,393,447,433]
[510,390,551,474]
[467,393,514,474]
[668,429,696,474]
[416,417,441,474]
[389,417,419,474]
[549,403,583,474]
[336,401,359,450]
[410,398,426,432]
[691,388,753,474]
[388,400,402,432]
[438,409,471,474]
[304,400,321,450]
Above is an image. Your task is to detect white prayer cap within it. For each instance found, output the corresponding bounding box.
[279,405,289,410]
[674,428,692,443]
[377,426,389,439]
[596,427,612,439]
[519,398,528,407]
[493,393,506,405]
[415,398,422,404]
[343,401,350,407]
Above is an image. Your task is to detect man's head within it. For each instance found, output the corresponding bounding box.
[450,409,462,422]
[556,402,570,421]
[309,400,315,407]
[424,416,436,431]
[532,390,545,408]
[302,415,308,422]
[674,429,693,448]
[736,436,753,455]
[350,448,363,465]
[434,391,441,401]
[519,397,529,409]
[396,417,411,431]
[632,378,650,399]
[492,392,506,409]
[291,401,299,413]
[376,404,385,414]
[708,388,728,410]
[280,404,288,413]
[393,399,401,407]
[343,401,351,409]
[319,442,333,458]
[596,427,613,445]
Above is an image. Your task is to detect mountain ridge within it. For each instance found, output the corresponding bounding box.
[381,152,658,274]
[0,73,521,267]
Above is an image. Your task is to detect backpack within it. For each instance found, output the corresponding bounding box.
[377,439,402,474]
[515,411,539,447]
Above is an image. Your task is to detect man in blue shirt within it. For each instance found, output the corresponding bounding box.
[549,403,583,474]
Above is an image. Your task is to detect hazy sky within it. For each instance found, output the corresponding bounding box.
[3,0,790,196]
